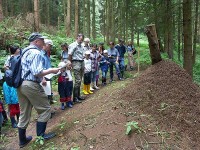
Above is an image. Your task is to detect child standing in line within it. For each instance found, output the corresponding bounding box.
[58,62,73,110]
[2,82,20,128]
[83,51,93,95]
[65,61,73,108]
[100,50,110,85]
[3,45,21,128]
[90,44,101,90]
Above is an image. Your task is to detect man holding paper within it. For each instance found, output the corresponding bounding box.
[17,33,60,148]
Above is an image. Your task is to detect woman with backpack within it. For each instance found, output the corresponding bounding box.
[3,45,21,128]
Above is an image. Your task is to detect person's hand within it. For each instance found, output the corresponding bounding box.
[42,78,47,86]
[115,61,119,64]
[51,68,60,74]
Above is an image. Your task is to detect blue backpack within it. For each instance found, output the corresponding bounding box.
[5,48,32,88]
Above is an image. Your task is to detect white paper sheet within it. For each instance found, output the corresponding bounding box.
[0,70,3,80]
[40,81,51,95]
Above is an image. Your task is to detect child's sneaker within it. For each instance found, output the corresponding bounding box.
[66,102,73,108]
[61,103,65,110]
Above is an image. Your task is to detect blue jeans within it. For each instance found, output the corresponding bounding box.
[109,60,121,80]
[0,112,3,127]
[102,71,108,78]
[91,71,97,82]
[118,58,125,72]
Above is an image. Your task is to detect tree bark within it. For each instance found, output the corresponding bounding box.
[66,0,71,37]
[164,0,173,59]
[145,24,162,65]
[192,0,199,65]
[34,0,40,32]
[74,0,79,38]
[0,0,3,22]
[177,0,182,61]
[87,0,90,38]
[183,0,193,76]
[92,0,96,40]
[137,29,140,46]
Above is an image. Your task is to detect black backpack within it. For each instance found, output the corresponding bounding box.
[5,48,32,88]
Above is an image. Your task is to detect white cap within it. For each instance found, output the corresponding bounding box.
[44,39,53,46]
[85,51,91,55]
[58,62,66,68]
[103,50,108,53]
[84,38,90,42]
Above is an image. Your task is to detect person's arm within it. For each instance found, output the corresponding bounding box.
[36,68,60,78]
[68,54,72,62]
[116,49,120,63]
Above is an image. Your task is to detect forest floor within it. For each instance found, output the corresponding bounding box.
[1,60,200,150]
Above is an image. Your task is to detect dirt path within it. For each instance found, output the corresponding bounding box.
[2,69,196,150]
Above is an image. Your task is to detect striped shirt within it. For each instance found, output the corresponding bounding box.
[21,45,44,83]
[90,50,101,72]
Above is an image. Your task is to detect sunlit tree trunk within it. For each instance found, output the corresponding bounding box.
[183,0,193,76]
[66,0,71,37]
[74,0,79,38]
[34,0,40,32]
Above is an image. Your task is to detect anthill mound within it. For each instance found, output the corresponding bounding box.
[120,60,200,147]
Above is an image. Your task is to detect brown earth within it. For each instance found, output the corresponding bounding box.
[2,60,200,150]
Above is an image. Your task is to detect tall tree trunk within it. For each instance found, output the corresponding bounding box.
[130,7,134,44]
[137,29,140,46]
[87,0,90,38]
[74,0,79,38]
[178,0,182,61]
[105,0,109,44]
[83,0,86,34]
[145,24,162,65]
[164,0,173,59]
[111,0,115,41]
[34,0,40,32]
[0,0,3,22]
[192,0,199,65]
[92,0,96,40]
[183,0,193,76]
[125,0,129,43]
[66,0,71,37]
[3,0,8,17]
[46,0,50,27]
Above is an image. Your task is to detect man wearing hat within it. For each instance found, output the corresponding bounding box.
[17,32,60,148]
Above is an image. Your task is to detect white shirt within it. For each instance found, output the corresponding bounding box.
[66,70,73,81]
[84,58,92,73]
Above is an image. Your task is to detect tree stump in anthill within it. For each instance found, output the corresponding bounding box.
[145,24,162,65]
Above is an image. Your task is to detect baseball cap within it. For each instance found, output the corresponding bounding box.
[28,32,46,42]
[84,38,90,42]
[44,39,53,46]
[85,51,91,55]
[103,50,108,53]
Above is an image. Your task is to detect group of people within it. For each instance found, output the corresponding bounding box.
[0,32,136,148]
